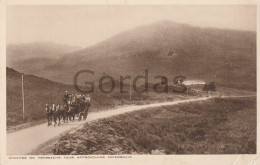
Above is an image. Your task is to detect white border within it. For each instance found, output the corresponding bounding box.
[0,1,259,165]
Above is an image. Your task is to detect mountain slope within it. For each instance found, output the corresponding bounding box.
[61,21,255,62]
[8,21,256,90]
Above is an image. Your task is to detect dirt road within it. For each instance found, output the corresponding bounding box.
[7,96,254,155]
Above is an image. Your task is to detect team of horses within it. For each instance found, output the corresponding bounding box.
[46,95,90,126]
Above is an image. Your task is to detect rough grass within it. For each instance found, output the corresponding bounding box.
[51,96,256,155]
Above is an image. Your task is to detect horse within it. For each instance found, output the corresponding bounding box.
[78,101,90,121]
[52,104,64,126]
[60,104,69,123]
[46,105,53,126]
[67,101,80,121]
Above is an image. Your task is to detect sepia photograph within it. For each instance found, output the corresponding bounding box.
[5,4,257,157]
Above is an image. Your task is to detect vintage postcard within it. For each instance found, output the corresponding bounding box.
[0,0,259,164]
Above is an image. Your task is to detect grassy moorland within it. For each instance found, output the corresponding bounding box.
[7,67,202,129]
[50,96,256,155]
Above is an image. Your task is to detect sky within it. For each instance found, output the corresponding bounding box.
[7,5,256,48]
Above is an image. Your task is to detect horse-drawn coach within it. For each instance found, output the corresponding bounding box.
[46,92,91,126]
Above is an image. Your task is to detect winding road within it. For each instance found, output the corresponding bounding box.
[7,96,254,155]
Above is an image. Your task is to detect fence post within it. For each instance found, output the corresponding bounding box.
[22,73,25,121]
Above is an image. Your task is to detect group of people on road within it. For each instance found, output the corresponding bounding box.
[63,91,90,105]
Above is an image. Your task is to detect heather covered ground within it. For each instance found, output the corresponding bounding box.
[49,96,256,155]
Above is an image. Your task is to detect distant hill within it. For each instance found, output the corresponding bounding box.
[7,21,256,90]
[7,42,80,74]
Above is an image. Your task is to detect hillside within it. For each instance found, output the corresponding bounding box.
[6,67,123,127]
[7,21,256,90]
[59,21,256,90]
[7,67,195,127]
